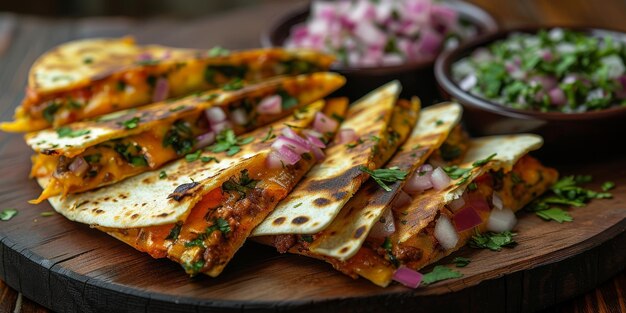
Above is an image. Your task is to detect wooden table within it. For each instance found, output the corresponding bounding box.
[0,0,625,312]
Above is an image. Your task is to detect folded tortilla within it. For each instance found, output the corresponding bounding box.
[251,80,415,237]
[1,37,334,132]
[27,73,344,202]
[48,97,349,277]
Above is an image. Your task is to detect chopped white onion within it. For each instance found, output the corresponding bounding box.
[69,157,89,176]
[195,132,216,149]
[205,107,227,124]
[211,120,232,134]
[337,128,358,144]
[231,108,248,125]
[487,208,517,232]
[492,193,503,210]
[430,167,452,191]
[313,112,338,134]
[266,151,284,169]
[434,215,459,250]
[392,190,413,210]
[404,170,433,195]
[447,195,466,212]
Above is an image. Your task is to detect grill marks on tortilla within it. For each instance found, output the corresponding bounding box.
[252,81,401,236]
[43,101,324,229]
[309,102,463,260]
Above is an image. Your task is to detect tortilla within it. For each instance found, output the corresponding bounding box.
[1,37,335,132]
[251,81,405,236]
[45,100,327,229]
[27,73,344,202]
[309,102,463,261]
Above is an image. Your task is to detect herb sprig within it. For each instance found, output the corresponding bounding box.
[359,166,408,191]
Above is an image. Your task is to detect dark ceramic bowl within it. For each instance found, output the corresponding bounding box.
[263,1,498,104]
[435,26,626,156]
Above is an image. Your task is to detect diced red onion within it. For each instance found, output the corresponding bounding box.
[337,128,358,144]
[487,208,517,232]
[492,193,503,210]
[430,4,458,33]
[434,215,459,250]
[205,107,227,124]
[418,164,433,172]
[392,190,413,210]
[152,78,169,102]
[369,208,396,239]
[195,132,216,149]
[69,157,89,176]
[257,95,282,115]
[353,21,386,47]
[303,129,324,139]
[310,145,325,161]
[271,135,311,155]
[211,121,232,134]
[404,170,433,195]
[392,267,423,288]
[313,112,338,134]
[529,75,558,91]
[548,88,566,106]
[453,206,483,232]
[266,151,284,169]
[306,134,326,149]
[277,145,301,165]
[430,167,452,191]
[231,108,248,125]
[281,128,312,148]
[447,196,466,212]
[415,28,443,55]
[541,49,553,62]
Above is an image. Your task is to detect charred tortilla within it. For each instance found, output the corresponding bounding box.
[1,37,335,132]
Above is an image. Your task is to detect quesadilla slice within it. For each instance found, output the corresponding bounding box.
[48,98,348,277]
[1,37,334,132]
[327,134,558,287]
[251,80,407,237]
[28,72,344,202]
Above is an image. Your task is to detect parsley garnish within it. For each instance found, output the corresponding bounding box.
[261,126,276,143]
[435,119,444,126]
[185,150,202,162]
[43,102,61,123]
[201,156,219,163]
[442,166,471,179]
[166,223,182,240]
[118,117,140,130]
[601,181,615,192]
[472,153,497,167]
[159,171,167,179]
[185,218,231,247]
[56,127,90,138]
[469,231,517,251]
[421,266,463,285]
[208,46,230,57]
[453,257,471,268]
[183,260,205,273]
[0,209,18,221]
[208,129,253,156]
[40,211,55,217]
[222,169,258,200]
[278,90,298,109]
[222,78,244,91]
[526,175,612,223]
[359,166,408,191]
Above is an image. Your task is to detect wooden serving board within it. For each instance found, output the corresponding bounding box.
[0,128,625,313]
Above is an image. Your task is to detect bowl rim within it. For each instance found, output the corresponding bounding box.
[261,1,499,75]
[434,25,626,121]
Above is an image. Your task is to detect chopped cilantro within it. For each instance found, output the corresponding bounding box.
[201,156,219,163]
[222,78,244,91]
[278,90,298,109]
[40,211,55,217]
[185,150,202,162]
[166,223,182,240]
[469,231,517,251]
[185,218,231,247]
[56,127,90,138]
[159,171,167,179]
[83,57,93,64]
[222,169,258,200]
[601,181,615,192]
[435,119,444,126]
[208,129,253,156]
[43,102,61,123]
[472,153,497,167]
[331,113,345,123]
[261,126,276,143]
[169,105,186,112]
[0,209,18,221]
[453,257,471,268]
[442,166,471,179]
[208,46,230,57]
[118,117,140,130]
[467,182,478,191]
[359,166,408,191]
[301,235,313,243]
[421,266,463,285]
[536,208,573,223]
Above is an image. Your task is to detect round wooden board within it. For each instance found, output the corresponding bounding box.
[1,128,625,313]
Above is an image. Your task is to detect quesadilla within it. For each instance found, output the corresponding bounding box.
[317,134,558,287]
[1,37,334,132]
[251,80,413,237]
[47,97,348,276]
[27,72,344,202]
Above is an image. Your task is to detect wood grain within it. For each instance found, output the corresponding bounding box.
[1,0,626,312]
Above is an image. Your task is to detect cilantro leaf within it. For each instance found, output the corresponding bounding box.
[118,117,140,130]
[472,153,497,167]
[56,127,90,138]
[208,46,230,57]
[359,166,408,191]
[442,166,471,179]
[421,266,463,285]
[159,171,167,179]
[535,208,573,223]
[469,231,517,251]
[452,257,471,268]
[222,78,244,91]
[0,209,18,221]
[185,150,202,162]
[208,129,253,156]
[601,181,615,192]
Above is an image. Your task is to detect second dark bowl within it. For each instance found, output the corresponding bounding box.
[435,26,626,157]
[263,1,498,104]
